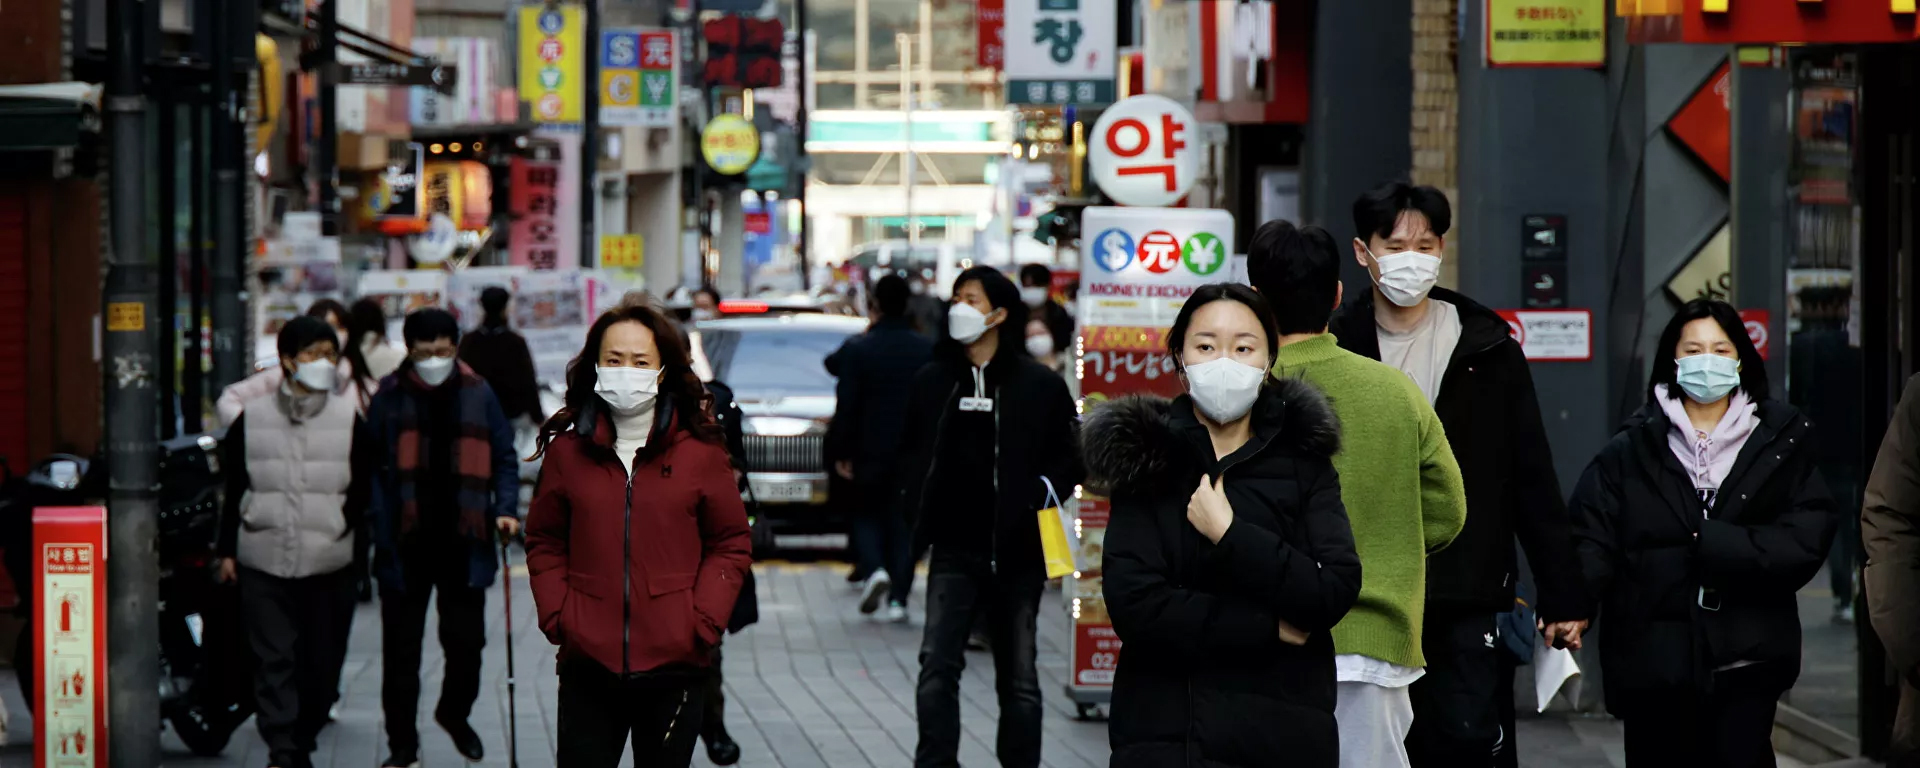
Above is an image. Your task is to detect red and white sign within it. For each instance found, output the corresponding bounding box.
[509,153,562,270]
[976,0,1004,69]
[1495,309,1593,362]
[1089,95,1199,207]
[1740,308,1771,360]
[35,507,106,768]
[1137,231,1181,273]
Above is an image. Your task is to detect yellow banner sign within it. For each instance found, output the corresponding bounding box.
[601,234,644,268]
[1487,0,1607,67]
[519,5,585,124]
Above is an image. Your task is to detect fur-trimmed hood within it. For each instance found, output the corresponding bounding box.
[1081,377,1341,497]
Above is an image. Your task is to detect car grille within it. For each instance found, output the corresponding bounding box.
[745,434,825,473]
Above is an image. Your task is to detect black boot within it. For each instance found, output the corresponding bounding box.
[704,721,741,766]
[436,715,485,762]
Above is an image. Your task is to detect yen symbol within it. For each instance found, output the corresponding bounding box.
[1184,232,1224,276]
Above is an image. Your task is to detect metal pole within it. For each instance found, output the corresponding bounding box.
[794,0,810,290]
[319,0,340,237]
[105,0,163,762]
[209,0,249,389]
[157,89,178,440]
[898,33,915,249]
[186,94,207,434]
[583,0,601,268]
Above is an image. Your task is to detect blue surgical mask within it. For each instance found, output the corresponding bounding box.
[1674,354,1740,404]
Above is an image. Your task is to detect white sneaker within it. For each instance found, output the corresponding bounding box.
[859,569,892,615]
[885,602,909,624]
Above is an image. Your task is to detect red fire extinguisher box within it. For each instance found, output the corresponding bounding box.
[33,507,106,768]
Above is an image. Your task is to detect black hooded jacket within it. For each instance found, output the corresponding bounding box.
[1086,382,1361,768]
[1329,287,1589,621]
[1568,396,1836,716]
[899,342,1083,581]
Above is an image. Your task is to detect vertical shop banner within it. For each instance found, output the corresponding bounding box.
[512,270,591,383]
[977,0,1006,69]
[1005,0,1117,105]
[1484,0,1607,67]
[510,133,581,271]
[601,28,678,127]
[519,5,585,124]
[35,507,107,768]
[1071,205,1236,702]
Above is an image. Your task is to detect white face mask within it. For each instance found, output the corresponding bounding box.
[1366,244,1443,308]
[692,308,719,322]
[595,366,662,415]
[1674,354,1740,404]
[948,303,1000,345]
[414,356,456,386]
[292,359,337,392]
[1184,356,1267,424]
[1020,286,1049,308]
[1025,334,1055,358]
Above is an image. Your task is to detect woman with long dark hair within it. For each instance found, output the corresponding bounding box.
[349,298,406,382]
[898,265,1083,768]
[524,304,753,767]
[1569,298,1838,765]
[1087,283,1360,767]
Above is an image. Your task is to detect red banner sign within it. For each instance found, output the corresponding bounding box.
[509,154,563,269]
[977,0,1005,69]
[1740,308,1771,359]
[1669,61,1732,183]
[1073,623,1122,686]
[35,507,107,768]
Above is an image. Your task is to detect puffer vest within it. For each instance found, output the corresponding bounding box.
[237,389,357,578]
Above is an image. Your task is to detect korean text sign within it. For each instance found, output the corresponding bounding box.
[520,5,584,124]
[601,28,677,127]
[1485,0,1607,67]
[35,507,107,768]
[1089,95,1198,207]
[510,153,563,269]
[1005,0,1117,105]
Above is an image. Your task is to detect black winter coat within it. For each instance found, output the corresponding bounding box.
[707,379,758,633]
[899,347,1082,582]
[824,316,936,481]
[1568,397,1838,716]
[1087,383,1361,768]
[1330,288,1589,621]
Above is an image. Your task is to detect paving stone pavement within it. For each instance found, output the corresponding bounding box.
[0,556,1672,767]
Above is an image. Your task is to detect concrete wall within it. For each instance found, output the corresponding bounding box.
[1302,0,1414,292]
[1456,0,1612,507]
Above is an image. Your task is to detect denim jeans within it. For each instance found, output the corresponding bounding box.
[915,549,1043,768]
[853,476,915,604]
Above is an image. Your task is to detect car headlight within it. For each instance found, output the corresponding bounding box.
[744,416,821,437]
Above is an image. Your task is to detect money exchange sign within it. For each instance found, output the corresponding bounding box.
[520,5,584,123]
[601,28,677,127]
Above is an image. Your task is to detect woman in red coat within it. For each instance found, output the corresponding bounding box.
[526,303,754,767]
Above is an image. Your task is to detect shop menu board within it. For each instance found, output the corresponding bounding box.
[1071,206,1235,697]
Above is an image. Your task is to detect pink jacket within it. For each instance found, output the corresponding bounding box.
[216,361,366,429]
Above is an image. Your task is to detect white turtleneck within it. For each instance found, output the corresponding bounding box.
[611,406,656,475]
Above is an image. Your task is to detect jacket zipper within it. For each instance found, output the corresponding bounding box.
[991,384,1001,576]
[623,464,634,676]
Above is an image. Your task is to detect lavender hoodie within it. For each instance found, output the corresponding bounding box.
[1656,383,1759,494]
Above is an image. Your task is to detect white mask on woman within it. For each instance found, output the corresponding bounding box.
[1367,246,1443,307]
[1184,357,1266,424]
[948,303,999,345]
[595,366,662,415]
[1025,334,1054,358]
[1020,286,1049,308]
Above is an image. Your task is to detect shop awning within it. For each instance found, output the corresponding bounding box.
[0,83,102,151]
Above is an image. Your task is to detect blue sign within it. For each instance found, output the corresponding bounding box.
[1091,228,1136,273]
[538,10,565,35]
[603,31,640,68]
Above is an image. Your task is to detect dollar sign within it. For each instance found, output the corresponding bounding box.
[1105,233,1128,268]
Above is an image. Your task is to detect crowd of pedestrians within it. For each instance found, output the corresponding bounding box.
[202,177,1920,768]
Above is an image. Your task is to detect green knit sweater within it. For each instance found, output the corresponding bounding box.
[1274,333,1467,669]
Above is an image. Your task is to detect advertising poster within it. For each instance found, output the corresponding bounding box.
[357,270,450,343]
[1072,206,1236,704]
[1484,0,1607,68]
[512,270,591,383]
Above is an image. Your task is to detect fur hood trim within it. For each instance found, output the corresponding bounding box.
[1080,377,1340,497]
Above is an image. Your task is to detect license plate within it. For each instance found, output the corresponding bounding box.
[752,480,813,503]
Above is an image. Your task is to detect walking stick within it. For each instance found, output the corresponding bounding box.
[499,533,520,768]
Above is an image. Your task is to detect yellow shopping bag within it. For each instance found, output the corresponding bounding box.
[1037,478,1078,579]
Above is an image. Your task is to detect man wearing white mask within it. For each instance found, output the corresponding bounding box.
[1328,182,1592,768]
[366,308,521,768]
[215,315,375,768]
[898,266,1083,768]
[1248,220,1467,768]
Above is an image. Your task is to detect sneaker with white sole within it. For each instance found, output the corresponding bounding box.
[886,601,909,624]
[859,569,892,615]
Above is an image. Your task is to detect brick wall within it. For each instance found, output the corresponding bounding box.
[1411,0,1461,289]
